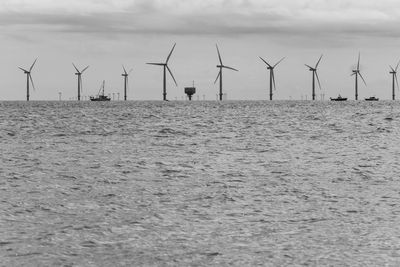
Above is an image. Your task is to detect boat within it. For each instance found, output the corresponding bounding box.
[90,80,111,101]
[330,95,347,101]
[365,96,379,101]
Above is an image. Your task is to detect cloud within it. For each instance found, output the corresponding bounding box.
[0,0,132,13]
[1,0,400,41]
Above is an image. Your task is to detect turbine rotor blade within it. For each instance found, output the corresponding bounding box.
[147,63,165,66]
[315,71,322,90]
[216,44,223,65]
[126,78,129,93]
[166,43,176,64]
[222,65,238,71]
[72,63,80,73]
[273,57,285,68]
[390,66,395,72]
[259,57,272,68]
[357,52,360,71]
[396,60,400,72]
[29,58,37,72]
[359,72,367,86]
[271,70,276,90]
[122,65,127,75]
[79,76,83,93]
[19,67,28,72]
[29,74,36,91]
[166,66,178,86]
[81,66,89,73]
[305,64,313,69]
[214,71,221,84]
[315,54,323,69]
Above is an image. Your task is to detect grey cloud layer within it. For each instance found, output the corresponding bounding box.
[1,0,400,40]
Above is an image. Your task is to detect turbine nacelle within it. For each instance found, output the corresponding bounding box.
[122,65,133,76]
[147,63,166,66]
[390,62,400,74]
[259,56,285,70]
[19,67,32,75]
[72,63,89,75]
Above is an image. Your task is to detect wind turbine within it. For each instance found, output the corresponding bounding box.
[352,53,367,100]
[259,56,285,100]
[122,65,133,101]
[390,60,400,100]
[146,43,177,101]
[72,63,89,101]
[305,55,323,100]
[19,59,37,101]
[214,44,238,101]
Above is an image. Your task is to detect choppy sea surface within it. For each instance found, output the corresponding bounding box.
[1,100,400,266]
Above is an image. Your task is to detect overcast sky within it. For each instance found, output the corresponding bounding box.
[2,0,400,100]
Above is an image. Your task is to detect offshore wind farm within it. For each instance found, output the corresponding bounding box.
[4,1,400,266]
[9,47,400,102]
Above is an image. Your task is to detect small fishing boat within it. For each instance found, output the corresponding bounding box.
[330,95,347,101]
[90,80,111,101]
[365,96,379,101]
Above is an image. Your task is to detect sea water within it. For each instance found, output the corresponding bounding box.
[1,100,400,266]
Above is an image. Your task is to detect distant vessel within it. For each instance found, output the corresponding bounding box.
[330,95,347,101]
[365,96,379,101]
[90,80,111,101]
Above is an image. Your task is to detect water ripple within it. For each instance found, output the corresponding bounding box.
[1,101,400,266]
